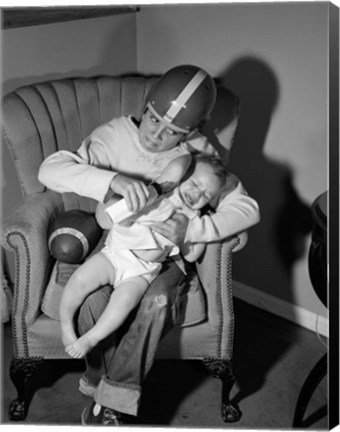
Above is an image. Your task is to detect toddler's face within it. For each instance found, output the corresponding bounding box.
[138,110,185,153]
[178,162,222,210]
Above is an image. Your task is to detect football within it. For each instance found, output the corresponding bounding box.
[48,210,102,264]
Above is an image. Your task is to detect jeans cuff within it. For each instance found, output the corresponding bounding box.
[95,375,141,416]
[79,374,97,397]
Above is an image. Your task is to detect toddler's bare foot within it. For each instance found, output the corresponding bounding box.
[65,334,96,359]
[61,323,78,348]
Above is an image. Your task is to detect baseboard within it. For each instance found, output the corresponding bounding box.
[233,281,329,338]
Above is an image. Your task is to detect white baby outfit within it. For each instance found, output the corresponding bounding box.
[101,189,198,287]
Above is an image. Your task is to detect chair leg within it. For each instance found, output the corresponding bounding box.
[8,357,44,421]
[203,358,242,423]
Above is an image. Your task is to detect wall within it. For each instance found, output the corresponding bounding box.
[136,3,328,319]
[1,13,138,280]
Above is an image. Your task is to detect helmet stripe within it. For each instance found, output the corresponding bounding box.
[164,69,207,124]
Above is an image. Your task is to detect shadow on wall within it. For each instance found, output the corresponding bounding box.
[219,55,313,296]
[217,56,313,404]
[201,84,240,165]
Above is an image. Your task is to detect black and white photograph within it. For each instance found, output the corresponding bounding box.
[1,1,339,429]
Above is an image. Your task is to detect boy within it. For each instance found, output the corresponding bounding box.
[38,64,260,425]
[60,154,227,359]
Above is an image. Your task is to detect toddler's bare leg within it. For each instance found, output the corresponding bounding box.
[65,276,149,359]
[59,253,114,349]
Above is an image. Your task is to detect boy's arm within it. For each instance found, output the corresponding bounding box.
[38,138,117,203]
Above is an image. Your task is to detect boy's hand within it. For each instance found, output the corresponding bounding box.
[151,213,189,244]
[110,174,150,212]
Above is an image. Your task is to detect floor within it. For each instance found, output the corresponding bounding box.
[1,299,328,429]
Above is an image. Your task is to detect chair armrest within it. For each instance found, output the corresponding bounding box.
[1,191,64,330]
[195,232,247,359]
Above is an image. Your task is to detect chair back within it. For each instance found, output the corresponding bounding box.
[2,76,239,212]
[2,76,156,212]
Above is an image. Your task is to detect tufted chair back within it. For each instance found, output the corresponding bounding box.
[2,76,157,212]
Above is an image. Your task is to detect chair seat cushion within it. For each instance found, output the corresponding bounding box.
[26,308,221,360]
[27,313,69,359]
[41,261,79,320]
[41,236,207,327]
[42,232,106,320]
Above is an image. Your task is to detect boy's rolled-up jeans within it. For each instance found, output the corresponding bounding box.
[77,258,187,416]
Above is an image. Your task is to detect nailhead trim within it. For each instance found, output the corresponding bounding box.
[6,231,31,358]
[216,237,240,360]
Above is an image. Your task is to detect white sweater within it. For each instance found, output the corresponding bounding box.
[38,116,260,243]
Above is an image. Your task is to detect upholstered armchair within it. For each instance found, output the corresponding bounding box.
[1,76,247,423]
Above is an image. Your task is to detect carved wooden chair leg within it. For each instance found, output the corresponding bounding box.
[203,358,242,423]
[9,357,44,421]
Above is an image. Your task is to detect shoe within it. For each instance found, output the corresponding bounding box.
[79,375,96,398]
[81,401,123,425]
